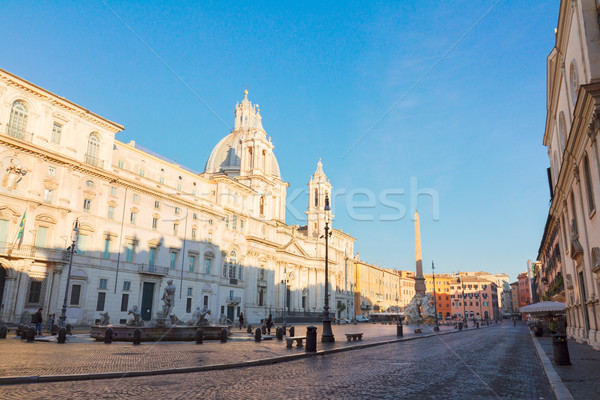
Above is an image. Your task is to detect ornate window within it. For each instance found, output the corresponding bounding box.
[559,112,567,149]
[584,154,595,214]
[570,61,579,106]
[228,250,237,279]
[259,196,265,215]
[86,133,101,166]
[8,100,28,138]
[51,123,62,144]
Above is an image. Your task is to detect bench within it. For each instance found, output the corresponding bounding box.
[285,336,307,348]
[345,333,363,341]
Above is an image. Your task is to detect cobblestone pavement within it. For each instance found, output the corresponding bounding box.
[537,335,600,399]
[0,323,456,377]
[0,323,554,400]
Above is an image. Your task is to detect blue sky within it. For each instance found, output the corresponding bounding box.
[0,0,560,281]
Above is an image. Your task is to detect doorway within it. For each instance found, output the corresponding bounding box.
[226,305,234,322]
[141,282,155,321]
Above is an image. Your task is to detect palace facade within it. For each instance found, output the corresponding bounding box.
[538,0,600,349]
[0,68,360,325]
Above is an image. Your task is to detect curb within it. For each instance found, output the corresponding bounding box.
[0,323,496,386]
[529,331,574,400]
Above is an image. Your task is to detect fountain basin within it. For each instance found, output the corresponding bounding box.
[90,325,230,342]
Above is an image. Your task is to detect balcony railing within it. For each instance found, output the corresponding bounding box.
[360,303,372,310]
[5,125,33,143]
[85,153,104,168]
[229,278,238,285]
[226,296,241,305]
[257,279,268,287]
[0,242,69,262]
[138,264,169,276]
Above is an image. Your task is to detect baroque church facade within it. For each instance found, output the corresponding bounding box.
[0,68,357,325]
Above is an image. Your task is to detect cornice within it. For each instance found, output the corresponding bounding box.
[0,69,123,133]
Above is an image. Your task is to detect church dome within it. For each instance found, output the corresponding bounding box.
[204,91,282,180]
[204,130,244,175]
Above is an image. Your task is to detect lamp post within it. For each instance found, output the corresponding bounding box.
[432,261,439,331]
[281,266,289,326]
[59,219,79,328]
[458,276,466,327]
[321,195,334,342]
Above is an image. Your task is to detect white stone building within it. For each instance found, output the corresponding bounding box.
[0,69,356,325]
[541,0,600,349]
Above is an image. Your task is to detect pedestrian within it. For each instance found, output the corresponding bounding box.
[239,312,244,329]
[266,313,273,334]
[32,308,43,336]
[513,317,516,327]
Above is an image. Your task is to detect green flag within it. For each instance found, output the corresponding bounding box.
[16,211,26,240]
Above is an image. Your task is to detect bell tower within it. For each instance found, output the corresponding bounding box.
[306,158,333,238]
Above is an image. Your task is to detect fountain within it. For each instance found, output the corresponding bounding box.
[91,280,230,341]
[403,293,436,333]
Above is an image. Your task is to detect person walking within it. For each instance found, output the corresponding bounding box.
[266,314,273,334]
[32,308,43,336]
[239,312,244,329]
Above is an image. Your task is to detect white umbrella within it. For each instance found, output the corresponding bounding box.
[519,301,565,314]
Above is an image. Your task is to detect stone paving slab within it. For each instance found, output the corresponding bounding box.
[0,324,554,400]
[537,336,600,400]
[0,323,469,379]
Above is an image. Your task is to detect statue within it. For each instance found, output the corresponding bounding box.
[161,280,176,316]
[99,312,110,325]
[219,313,227,325]
[1,159,29,191]
[188,307,211,326]
[127,305,143,326]
[404,293,436,326]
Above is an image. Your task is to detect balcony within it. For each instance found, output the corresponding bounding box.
[229,278,238,285]
[0,242,69,262]
[84,153,104,168]
[5,126,33,143]
[257,279,268,288]
[138,264,168,276]
[226,296,241,305]
[360,303,372,310]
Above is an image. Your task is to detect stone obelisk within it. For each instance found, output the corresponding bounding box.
[414,210,426,296]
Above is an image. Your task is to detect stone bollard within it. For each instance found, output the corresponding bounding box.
[281,325,287,336]
[57,327,67,344]
[26,326,35,342]
[220,328,228,343]
[261,324,267,335]
[66,324,72,336]
[104,327,113,344]
[255,328,262,342]
[196,328,203,344]
[276,327,283,340]
[133,328,142,345]
[246,324,252,334]
[0,325,7,339]
[397,323,403,337]
[289,326,295,337]
[306,326,317,353]
[21,325,29,340]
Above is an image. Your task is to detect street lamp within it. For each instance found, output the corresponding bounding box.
[59,219,79,328]
[432,261,439,331]
[457,276,467,327]
[321,195,334,342]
